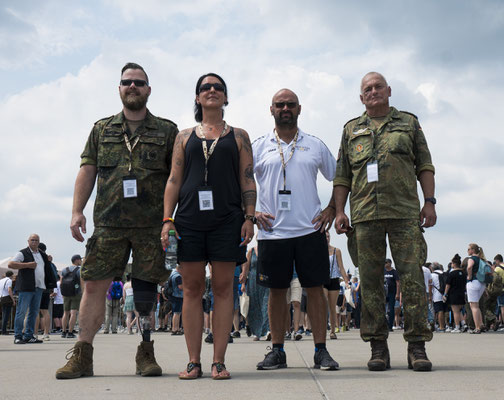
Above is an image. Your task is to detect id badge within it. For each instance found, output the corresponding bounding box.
[367,161,378,183]
[198,186,214,211]
[123,176,138,198]
[278,190,291,211]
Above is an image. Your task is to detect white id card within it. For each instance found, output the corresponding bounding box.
[198,189,214,211]
[278,190,291,211]
[123,178,138,198]
[367,161,378,183]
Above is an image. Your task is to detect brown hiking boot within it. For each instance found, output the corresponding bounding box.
[367,339,391,371]
[55,341,94,379]
[407,341,432,371]
[136,340,162,376]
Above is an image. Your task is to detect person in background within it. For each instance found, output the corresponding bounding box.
[1,271,15,335]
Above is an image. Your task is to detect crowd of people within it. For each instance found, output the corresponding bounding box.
[2,62,502,382]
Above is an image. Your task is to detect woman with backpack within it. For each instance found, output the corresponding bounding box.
[465,243,487,334]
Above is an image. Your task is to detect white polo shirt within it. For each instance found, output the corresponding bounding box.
[253,129,336,240]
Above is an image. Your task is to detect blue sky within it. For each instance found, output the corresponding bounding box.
[1,0,503,272]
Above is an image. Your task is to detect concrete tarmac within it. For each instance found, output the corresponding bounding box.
[1,328,502,400]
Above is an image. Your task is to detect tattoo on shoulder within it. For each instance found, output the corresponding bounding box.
[235,129,252,154]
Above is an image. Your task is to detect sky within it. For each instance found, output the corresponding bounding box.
[1,0,503,273]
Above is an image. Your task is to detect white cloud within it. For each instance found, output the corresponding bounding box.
[0,0,503,271]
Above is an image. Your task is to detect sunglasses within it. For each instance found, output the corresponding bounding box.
[273,102,297,109]
[199,83,226,93]
[120,79,148,87]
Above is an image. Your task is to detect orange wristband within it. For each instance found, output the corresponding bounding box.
[162,217,174,224]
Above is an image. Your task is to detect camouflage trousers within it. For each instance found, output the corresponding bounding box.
[349,219,433,343]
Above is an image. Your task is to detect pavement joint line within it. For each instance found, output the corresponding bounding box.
[294,341,331,400]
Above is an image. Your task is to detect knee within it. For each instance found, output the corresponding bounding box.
[183,280,205,299]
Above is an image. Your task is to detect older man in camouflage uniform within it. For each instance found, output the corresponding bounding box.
[56,63,178,379]
[333,72,436,372]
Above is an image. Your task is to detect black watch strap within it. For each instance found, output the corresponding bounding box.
[425,197,437,205]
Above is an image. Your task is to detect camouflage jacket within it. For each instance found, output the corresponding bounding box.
[80,110,178,228]
[333,107,434,224]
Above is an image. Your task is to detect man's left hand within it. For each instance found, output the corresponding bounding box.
[420,203,437,228]
[312,207,335,233]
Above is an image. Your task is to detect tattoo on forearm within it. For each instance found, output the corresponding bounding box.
[242,190,257,206]
[244,165,254,181]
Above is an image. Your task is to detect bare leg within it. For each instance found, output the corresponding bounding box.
[326,290,338,334]
[77,278,112,344]
[269,288,289,344]
[179,262,206,363]
[305,286,328,344]
[69,310,78,332]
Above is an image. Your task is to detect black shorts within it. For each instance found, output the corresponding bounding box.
[337,294,344,307]
[257,231,330,289]
[324,278,340,291]
[52,304,64,318]
[39,292,50,310]
[176,217,246,264]
[433,301,448,313]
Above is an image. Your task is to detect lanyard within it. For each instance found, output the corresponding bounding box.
[199,122,228,185]
[123,133,140,172]
[273,129,298,191]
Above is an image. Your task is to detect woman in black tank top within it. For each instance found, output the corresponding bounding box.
[161,73,256,380]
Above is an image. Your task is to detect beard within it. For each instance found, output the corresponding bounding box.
[120,89,149,111]
[274,111,298,128]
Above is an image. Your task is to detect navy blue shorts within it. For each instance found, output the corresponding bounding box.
[171,296,183,314]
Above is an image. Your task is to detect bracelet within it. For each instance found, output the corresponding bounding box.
[162,217,174,225]
[244,214,257,224]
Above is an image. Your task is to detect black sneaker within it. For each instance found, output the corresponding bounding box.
[66,332,76,339]
[285,332,292,340]
[14,338,26,344]
[257,347,287,370]
[204,332,213,343]
[25,337,43,344]
[61,331,67,338]
[314,348,339,370]
[228,334,234,343]
[232,331,241,338]
[246,325,252,337]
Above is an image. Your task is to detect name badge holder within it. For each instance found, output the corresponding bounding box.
[367,161,378,183]
[274,129,299,212]
[123,132,140,198]
[198,122,227,211]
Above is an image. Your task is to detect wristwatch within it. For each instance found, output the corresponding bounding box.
[424,197,436,205]
[244,214,257,224]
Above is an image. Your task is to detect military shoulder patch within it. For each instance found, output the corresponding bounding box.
[157,117,178,128]
[400,111,418,120]
[343,116,359,128]
[94,115,115,125]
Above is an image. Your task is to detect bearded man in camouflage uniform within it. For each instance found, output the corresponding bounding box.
[332,72,436,372]
[56,63,178,379]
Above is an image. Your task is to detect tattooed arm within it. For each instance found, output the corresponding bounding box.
[161,129,191,247]
[234,127,256,245]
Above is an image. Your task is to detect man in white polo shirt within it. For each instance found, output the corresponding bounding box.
[253,88,338,371]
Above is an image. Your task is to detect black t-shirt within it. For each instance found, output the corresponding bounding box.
[175,128,242,230]
[446,269,466,304]
[469,256,480,281]
[384,268,399,294]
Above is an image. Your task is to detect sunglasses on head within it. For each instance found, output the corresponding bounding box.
[273,102,297,109]
[199,82,226,93]
[120,79,148,87]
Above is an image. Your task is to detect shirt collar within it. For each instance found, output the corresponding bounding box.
[357,106,401,126]
[268,128,304,144]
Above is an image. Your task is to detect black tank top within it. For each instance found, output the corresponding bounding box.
[175,128,242,230]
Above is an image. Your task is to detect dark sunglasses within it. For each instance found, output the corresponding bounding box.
[273,102,297,109]
[199,82,226,93]
[120,79,148,87]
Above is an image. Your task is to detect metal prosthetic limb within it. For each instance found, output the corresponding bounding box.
[133,291,156,342]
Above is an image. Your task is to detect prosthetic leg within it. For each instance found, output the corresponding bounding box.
[132,279,162,376]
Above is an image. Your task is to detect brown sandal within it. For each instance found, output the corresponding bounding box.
[179,362,203,379]
[211,362,231,380]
